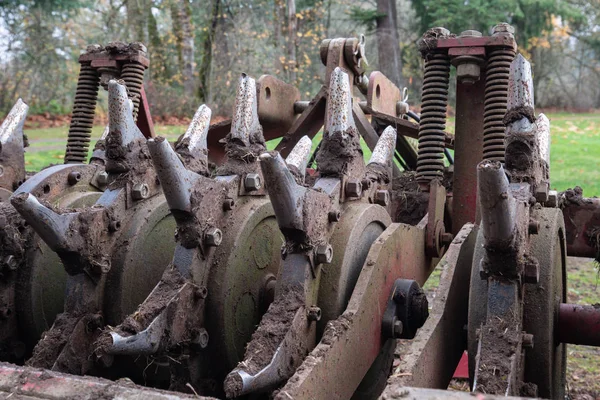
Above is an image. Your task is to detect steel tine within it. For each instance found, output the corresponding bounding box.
[259,152,306,231]
[181,104,211,158]
[325,67,355,137]
[477,160,517,247]
[368,126,397,168]
[148,137,202,213]
[10,193,76,251]
[536,113,550,165]
[285,136,312,182]
[230,73,260,147]
[507,54,534,116]
[0,98,28,151]
[108,80,144,147]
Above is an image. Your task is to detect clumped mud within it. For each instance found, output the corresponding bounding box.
[316,127,365,179]
[0,202,33,268]
[217,126,266,177]
[224,286,304,397]
[503,105,535,126]
[175,135,209,176]
[475,313,522,395]
[390,172,428,225]
[417,28,457,58]
[27,313,80,369]
[96,266,185,351]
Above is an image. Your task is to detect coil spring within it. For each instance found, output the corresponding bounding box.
[121,62,145,122]
[65,64,100,164]
[416,53,451,187]
[483,47,516,162]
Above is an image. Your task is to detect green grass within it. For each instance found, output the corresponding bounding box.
[24,113,599,196]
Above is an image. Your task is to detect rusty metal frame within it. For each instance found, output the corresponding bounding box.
[275,223,474,399]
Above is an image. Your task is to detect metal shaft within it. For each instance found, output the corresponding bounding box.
[557,303,600,347]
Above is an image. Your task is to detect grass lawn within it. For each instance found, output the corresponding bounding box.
[19,112,600,395]
[24,112,600,196]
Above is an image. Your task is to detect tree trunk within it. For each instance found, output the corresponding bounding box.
[198,0,221,102]
[376,0,403,87]
[126,0,148,43]
[287,0,297,84]
[179,0,195,96]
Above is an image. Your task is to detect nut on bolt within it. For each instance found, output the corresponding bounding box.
[492,23,515,35]
[3,255,18,271]
[307,306,322,322]
[132,183,150,200]
[244,173,262,192]
[457,63,481,84]
[374,190,390,207]
[68,171,82,185]
[328,210,341,222]
[345,180,362,198]
[314,244,333,264]
[96,171,109,187]
[392,318,403,338]
[204,227,223,247]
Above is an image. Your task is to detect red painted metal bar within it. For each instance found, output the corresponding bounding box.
[557,303,600,346]
[451,77,485,234]
[136,86,155,138]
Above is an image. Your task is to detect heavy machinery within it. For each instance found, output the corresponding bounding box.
[1,23,599,400]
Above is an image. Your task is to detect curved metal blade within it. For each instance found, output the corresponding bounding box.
[231,74,260,147]
[181,104,211,159]
[259,152,306,231]
[108,80,144,147]
[148,137,202,213]
[326,67,355,136]
[10,192,76,251]
[285,135,312,182]
[507,54,534,114]
[477,160,516,247]
[368,126,397,168]
[0,98,28,152]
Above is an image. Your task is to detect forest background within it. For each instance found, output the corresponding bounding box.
[0,0,599,119]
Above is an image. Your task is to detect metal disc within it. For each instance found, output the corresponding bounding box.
[203,198,283,380]
[468,207,566,398]
[318,202,393,398]
[14,164,103,349]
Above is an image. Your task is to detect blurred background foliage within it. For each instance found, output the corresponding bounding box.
[0,0,598,119]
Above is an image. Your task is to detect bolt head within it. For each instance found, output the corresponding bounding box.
[205,227,223,247]
[96,171,109,186]
[460,30,482,38]
[132,183,149,200]
[244,173,262,192]
[546,190,558,207]
[492,23,515,35]
[307,306,322,322]
[223,198,235,211]
[4,255,17,271]
[328,210,341,222]
[68,171,82,185]
[457,63,481,84]
[345,180,363,198]
[393,319,403,338]
[314,244,333,264]
[374,190,390,207]
[195,328,209,348]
